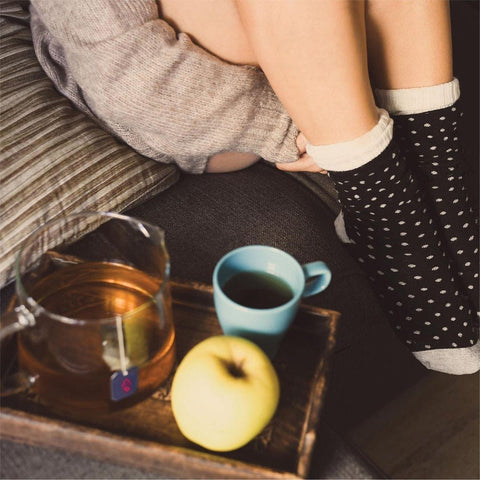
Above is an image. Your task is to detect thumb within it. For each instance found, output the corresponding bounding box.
[296,132,308,154]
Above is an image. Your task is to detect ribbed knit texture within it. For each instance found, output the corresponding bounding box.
[29,0,299,174]
[306,109,393,172]
[375,78,460,116]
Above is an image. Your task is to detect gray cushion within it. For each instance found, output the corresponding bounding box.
[0,3,180,286]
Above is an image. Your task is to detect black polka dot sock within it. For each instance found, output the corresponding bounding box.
[306,109,479,374]
[375,79,479,318]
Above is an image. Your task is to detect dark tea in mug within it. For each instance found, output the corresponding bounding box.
[17,260,175,417]
[222,271,294,309]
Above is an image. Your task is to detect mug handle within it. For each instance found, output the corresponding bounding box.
[0,305,36,396]
[301,261,332,297]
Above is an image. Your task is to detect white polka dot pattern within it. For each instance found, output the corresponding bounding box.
[329,141,478,354]
[394,104,479,317]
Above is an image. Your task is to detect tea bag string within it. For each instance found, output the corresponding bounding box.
[115,314,129,375]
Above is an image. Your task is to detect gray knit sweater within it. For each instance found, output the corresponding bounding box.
[30,0,299,174]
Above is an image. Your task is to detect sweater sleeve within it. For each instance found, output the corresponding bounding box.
[29,0,299,168]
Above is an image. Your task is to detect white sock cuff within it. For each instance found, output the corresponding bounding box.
[375,78,460,116]
[306,109,393,172]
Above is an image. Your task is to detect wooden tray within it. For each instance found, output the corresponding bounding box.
[0,281,339,479]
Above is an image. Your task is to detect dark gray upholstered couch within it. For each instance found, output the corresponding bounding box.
[1,1,478,478]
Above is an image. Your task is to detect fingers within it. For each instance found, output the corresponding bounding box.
[277,131,327,173]
[296,132,308,154]
[276,154,327,173]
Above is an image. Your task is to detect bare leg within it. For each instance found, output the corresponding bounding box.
[205,151,260,173]
[366,0,453,89]
[160,0,258,66]
[234,0,378,145]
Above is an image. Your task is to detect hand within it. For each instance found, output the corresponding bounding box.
[276,132,327,174]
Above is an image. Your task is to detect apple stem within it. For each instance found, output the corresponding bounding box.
[226,360,245,378]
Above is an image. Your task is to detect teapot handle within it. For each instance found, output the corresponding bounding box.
[0,306,36,396]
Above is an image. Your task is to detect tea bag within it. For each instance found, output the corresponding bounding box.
[101,313,150,371]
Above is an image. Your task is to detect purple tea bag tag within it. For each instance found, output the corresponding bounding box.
[110,367,138,402]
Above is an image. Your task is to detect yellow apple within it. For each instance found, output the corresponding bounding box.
[171,335,280,452]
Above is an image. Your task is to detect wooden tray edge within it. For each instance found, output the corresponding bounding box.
[0,408,298,479]
[296,310,339,477]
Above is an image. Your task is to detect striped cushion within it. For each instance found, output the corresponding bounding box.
[0,4,180,286]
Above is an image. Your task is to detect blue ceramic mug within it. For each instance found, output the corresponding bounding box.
[213,245,331,358]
